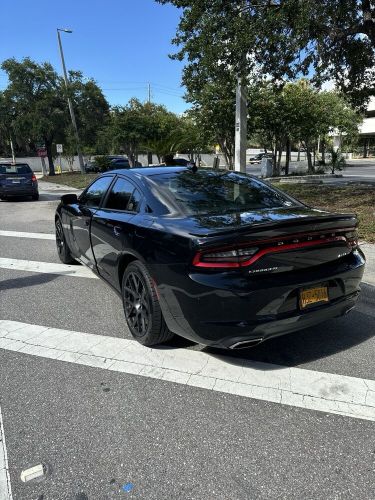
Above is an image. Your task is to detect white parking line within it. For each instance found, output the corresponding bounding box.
[0,404,13,500]
[1,320,375,422]
[0,230,55,240]
[0,258,98,279]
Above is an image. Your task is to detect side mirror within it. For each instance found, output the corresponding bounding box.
[61,193,78,205]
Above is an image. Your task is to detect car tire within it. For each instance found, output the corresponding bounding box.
[122,261,174,346]
[55,217,76,264]
[32,192,39,201]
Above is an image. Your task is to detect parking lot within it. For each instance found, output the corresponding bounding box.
[1,184,375,499]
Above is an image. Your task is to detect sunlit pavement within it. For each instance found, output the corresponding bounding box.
[0,187,374,499]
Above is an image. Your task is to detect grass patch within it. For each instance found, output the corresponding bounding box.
[277,183,375,243]
[41,172,98,189]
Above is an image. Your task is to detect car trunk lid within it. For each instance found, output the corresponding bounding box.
[189,207,359,273]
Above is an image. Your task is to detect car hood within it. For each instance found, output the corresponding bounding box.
[158,206,357,238]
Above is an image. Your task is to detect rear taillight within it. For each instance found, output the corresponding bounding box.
[193,246,258,268]
[193,227,358,269]
[31,174,37,182]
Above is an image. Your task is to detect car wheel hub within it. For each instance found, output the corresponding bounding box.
[124,272,150,336]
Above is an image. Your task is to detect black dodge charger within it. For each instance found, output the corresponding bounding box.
[55,167,365,349]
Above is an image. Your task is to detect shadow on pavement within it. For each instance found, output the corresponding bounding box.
[204,309,374,370]
[161,284,375,370]
[0,272,58,291]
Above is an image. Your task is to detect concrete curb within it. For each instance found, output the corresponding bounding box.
[267,174,343,182]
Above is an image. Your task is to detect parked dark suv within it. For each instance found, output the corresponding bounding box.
[0,163,39,200]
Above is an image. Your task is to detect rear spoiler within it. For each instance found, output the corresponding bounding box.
[190,213,358,239]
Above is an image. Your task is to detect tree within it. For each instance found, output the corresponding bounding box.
[1,58,109,174]
[105,99,197,165]
[249,80,361,174]
[186,71,237,168]
[158,0,375,108]
[1,58,68,174]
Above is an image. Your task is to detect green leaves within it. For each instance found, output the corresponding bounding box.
[158,0,375,107]
[0,57,109,168]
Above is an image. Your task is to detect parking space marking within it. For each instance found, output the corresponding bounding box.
[0,230,55,240]
[0,258,98,279]
[1,320,375,422]
[0,403,13,499]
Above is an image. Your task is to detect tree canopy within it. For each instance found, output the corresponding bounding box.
[0,58,109,174]
[158,0,375,107]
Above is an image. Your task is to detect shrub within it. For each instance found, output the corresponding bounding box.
[93,155,111,172]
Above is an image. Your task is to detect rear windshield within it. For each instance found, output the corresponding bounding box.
[0,164,32,174]
[149,170,299,215]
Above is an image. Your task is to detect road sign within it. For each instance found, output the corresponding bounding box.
[37,148,47,158]
[56,144,63,153]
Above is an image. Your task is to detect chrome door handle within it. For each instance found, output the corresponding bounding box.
[113,225,122,237]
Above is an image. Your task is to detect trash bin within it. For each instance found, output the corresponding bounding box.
[260,157,273,178]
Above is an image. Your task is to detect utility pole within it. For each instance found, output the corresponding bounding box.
[57,28,85,174]
[148,83,151,103]
[234,77,247,172]
[9,137,16,163]
[234,1,278,173]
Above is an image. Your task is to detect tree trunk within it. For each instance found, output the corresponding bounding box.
[147,152,152,166]
[45,139,55,176]
[306,144,314,173]
[285,138,291,176]
[297,143,301,162]
[273,143,282,176]
[322,139,326,164]
[277,144,282,170]
[364,140,368,158]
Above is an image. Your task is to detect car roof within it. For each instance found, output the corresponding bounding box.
[0,162,31,166]
[110,166,188,176]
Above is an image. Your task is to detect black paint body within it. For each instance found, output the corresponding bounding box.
[56,167,365,348]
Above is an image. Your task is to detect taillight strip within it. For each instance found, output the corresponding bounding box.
[193,236,348,269]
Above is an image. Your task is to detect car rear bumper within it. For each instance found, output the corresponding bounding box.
[156,249,366,348]
[0,185,38,196]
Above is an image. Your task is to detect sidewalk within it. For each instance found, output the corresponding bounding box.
[361,244,375,285]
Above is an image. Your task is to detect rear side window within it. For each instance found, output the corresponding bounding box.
[0,164,32,174]
[104,177,141,212]
[149,170,298,215]
[80,176,113,208]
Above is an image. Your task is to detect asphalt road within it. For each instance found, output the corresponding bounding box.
[0,186,374,500]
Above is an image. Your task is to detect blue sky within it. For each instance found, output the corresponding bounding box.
[0,0,188,113]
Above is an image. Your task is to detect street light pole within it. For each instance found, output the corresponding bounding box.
[57,28,85,174]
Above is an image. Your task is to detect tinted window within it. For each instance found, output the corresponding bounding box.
[104,177,136,211]
[149,170,299,215]
[128,189,142,212]
[0,164,32,174]
[80,176,113,208]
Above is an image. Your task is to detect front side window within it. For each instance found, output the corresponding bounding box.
[79,176,113,208]
[104,177,141,212]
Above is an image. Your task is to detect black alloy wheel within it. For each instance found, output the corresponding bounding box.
[55,218,76,264]
[122,261,173,346]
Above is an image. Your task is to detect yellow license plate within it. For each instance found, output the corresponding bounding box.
[300,286,329,309]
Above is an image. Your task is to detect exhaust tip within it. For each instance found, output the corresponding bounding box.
[229,338,263,349]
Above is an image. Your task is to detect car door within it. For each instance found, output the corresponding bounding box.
[68,175,114,267]
[90,176,145,290]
